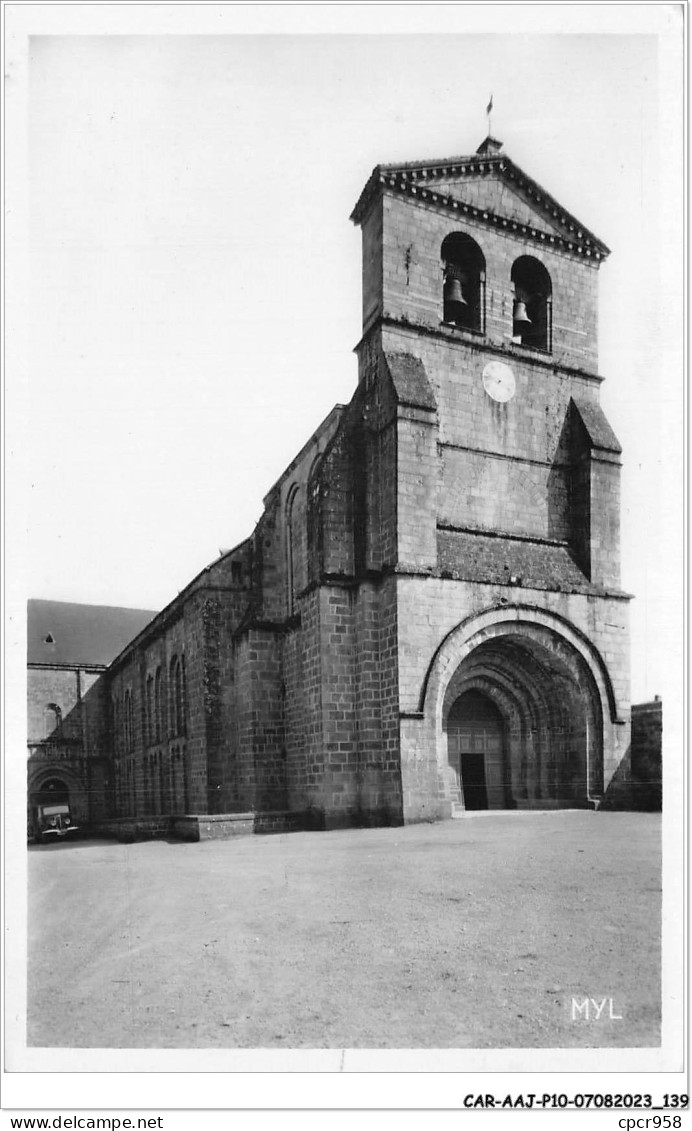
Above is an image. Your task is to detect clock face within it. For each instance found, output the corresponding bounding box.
[482,360,516,403]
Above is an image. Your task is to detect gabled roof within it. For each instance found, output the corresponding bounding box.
[351,136,609,261]
[28,599,157,667]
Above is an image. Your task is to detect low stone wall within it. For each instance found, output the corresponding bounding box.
[92,816,171,842]
[254,810,316,834]
[172,813,254,841]
[93,810,315,842]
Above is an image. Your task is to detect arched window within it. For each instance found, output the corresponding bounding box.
[111,697,119,755]
[124,689,134,753]
[170,656,186,737]
[511,256,552,351]
[44,702,62,738]
[441,233,486,333]
[286,484,299,616]
[181,656,187,729]
[146,675,154,747]
[113,696,123,757]
[154,666,163,744]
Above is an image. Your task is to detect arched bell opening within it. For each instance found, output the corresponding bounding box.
[439,629,603,810]
[511,255,552,351]
[441,232,486,332]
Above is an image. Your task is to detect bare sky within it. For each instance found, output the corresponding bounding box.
[8,9,683,703]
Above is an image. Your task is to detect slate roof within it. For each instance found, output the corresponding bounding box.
[351,136,609,260]
[437,529,598,594]
[28,599,157,667]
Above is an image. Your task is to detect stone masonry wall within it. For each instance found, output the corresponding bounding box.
[281,576,402,826]
[396,405,438,573]
[379,323,621,589]
[395,574,630,818]
[200,589,252,813]
[375,190,600,372]
[630,699,662,810]
[28,665,111,822]
[258,408,344,617]
[28,667,82,744]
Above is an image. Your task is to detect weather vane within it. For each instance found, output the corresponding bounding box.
[486,93,494,135]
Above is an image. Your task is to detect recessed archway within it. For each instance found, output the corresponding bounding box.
[440,633,599,809]
[415,606,621,817]
[28,765,89,823]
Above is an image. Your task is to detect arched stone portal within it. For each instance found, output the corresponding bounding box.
[28,766,88,824]
[402,607,622,821]
[441,632,601,809]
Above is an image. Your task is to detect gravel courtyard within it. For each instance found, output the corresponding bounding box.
[28,811,661,1049]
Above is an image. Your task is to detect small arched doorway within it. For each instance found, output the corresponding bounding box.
[447,690,509,810]
[28,776,73,840]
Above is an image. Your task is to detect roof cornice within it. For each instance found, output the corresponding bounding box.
[351,151,609,260]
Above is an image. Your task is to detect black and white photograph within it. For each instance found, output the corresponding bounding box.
[2,0,686,1118]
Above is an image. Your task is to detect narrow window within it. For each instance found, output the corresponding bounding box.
[146,675,154,747]
[175,658,184,736]
[124,690,134,754]
[170,656,186,737]
[112,697,121,757]
[44,702,62,737]
[154,667,163,744]
[180,656,187,736]
[286,485,299,615]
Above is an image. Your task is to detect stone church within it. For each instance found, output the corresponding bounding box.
[101,135,631,832]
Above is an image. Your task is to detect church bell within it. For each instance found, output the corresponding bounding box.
[513,299,532,324]
[444,276,468,322]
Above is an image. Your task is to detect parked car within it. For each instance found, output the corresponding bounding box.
[29,802,79,843]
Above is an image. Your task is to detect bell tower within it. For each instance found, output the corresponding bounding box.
[348,135,631,820]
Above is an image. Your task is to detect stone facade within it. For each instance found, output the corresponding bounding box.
[27,664,110,826]
[27,601,155,829]
[101,135,632,829]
